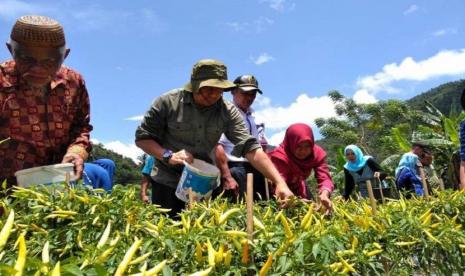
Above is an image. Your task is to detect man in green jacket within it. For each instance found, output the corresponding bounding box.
[135,59,293,216]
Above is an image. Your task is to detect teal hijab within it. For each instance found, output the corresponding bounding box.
[343,145,371,172]
[395,152,420,179]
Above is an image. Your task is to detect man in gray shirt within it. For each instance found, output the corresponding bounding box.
[215,75,267,201]
[135,59,293,216]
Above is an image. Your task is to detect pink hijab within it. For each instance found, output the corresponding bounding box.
[269,123,327,197]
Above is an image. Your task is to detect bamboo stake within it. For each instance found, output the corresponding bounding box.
[264,178,270,201]
[418,167,430,199]
[188,188,194,210]
[376,176,385,204]
[246,173,254,269]
[365,180,377,215]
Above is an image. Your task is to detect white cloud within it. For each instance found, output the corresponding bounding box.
[268,130,286,147]
[0,0,48,21]
[251,53,275,65]
[403,4,418,15]
[125,115,144,121]
[352,89,378,104]
[254,94,336,130]
[432,28,457,37]
[227,16,274,33]
[354,48,465,101]
[260,0,295,12]
[92,139,143,163]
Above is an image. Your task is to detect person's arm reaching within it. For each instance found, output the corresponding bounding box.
[245,148,294,206]
[214,144,239,194]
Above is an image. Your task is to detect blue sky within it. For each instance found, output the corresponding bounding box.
[1,0,464,161]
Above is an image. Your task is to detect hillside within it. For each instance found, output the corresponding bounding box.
[407,79,465,115]
[89,143,142,185]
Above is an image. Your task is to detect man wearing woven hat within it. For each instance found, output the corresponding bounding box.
[135,59,294,216]
[0,15,114,192]
[214,75,268,201]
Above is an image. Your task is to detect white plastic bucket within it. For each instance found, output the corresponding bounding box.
[175,159,220,202]
[14,163,77,187]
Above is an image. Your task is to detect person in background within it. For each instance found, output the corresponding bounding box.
[395,153,424,197]
[214,75,266,201]
[135,59,293,217]
[140,154,155,203]
[342,144,387,200]
[268,123,334,213]
[0,15,113,192]
[420,149,440,191]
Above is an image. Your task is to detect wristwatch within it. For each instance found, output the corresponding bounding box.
[162,149,173,163]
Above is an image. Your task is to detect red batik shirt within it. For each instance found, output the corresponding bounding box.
[0,60,92,179]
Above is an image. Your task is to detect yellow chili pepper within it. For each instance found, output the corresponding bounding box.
[97,220,112,249]
[207,239,216,267]
[365,249,383,257]
[129,252,151,265]
[187,266,213,276]
[254,216,266,231]
[301,205,314,230]
[278,213,293,238]
[339,257,356,273]
[394,241,418,247]
[0,209,15,251]
[259,253,273,276]
[215,244,224,264]
[96,247,115,263]
[218,208,241,225]
[195,242,203,263]
[224,250,232,267]
[114,238,143,276]
[351,236,358,250]
[52,210,77,216]
[224,230,248,238]
[423,229,442,244]
[51,261,60,276]
[14,234,27,276]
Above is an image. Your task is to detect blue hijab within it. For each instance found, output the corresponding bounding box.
[395,152,420,179]
[343,145,371,172]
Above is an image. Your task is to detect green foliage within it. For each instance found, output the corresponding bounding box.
[89,143,142,185]
[407,79,465,116]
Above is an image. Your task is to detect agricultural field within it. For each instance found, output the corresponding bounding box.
[1,184,465,275]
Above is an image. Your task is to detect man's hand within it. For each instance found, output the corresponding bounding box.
[140,192,150,204]
[222,176,239,195]
[62,153,84,179]
[318,189,333,215]
[374,171,381,179]
[275,181,294,208]
[168,149,194,165]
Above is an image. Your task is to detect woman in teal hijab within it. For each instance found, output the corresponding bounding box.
[343,145,386,199]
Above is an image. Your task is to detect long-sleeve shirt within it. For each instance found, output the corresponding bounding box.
[135,89,260,189]
[460,119,465,161]
[343,158,387,199]
[0,60,92,182]
[271,157,334,199]
[396,167,424,196]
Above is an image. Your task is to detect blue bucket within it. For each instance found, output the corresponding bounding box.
[175,159,220,202]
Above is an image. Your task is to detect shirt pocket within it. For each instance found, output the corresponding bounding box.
[167,122,193,145]
[205,125,223,147]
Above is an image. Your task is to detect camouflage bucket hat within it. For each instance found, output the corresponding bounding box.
[184,59,236,93]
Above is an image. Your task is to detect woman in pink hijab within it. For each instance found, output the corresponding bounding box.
[269,123,334,212]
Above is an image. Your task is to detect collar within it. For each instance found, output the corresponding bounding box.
[233,102,254,116]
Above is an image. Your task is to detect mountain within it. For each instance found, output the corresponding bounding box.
[407,79,465,116]
[89,143,142,185]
